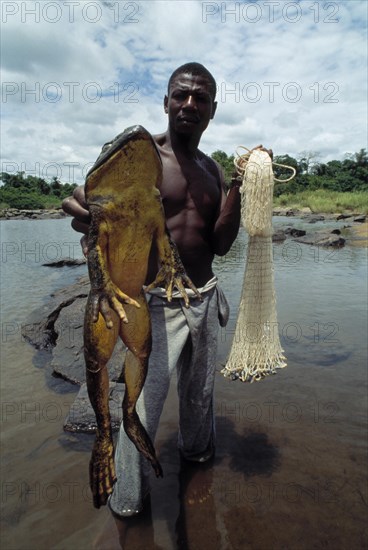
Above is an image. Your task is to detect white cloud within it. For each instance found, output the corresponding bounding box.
[1,0,367,183]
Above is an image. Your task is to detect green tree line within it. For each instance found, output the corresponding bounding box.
[1,148,367,210]
[0,172,77,209]
[211,148,368,195]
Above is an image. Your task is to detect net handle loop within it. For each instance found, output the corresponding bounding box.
[234,146,296,183]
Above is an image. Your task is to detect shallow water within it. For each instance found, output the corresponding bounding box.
[1,218,367,549]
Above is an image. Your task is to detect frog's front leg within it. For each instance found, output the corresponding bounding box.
[87,214,140,328]
[145,230,202,307]
[89,279,140,328]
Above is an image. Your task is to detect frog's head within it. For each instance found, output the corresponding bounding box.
[86,125,162,200]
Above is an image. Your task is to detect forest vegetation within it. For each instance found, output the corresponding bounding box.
[1,149,367,213]
[0,172,77,210]
[212,148,368,213]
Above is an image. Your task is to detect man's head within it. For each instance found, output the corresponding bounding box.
[165,62,217,138]
[167,62,217,101]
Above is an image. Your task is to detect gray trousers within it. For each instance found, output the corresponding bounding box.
[109,285,227,516]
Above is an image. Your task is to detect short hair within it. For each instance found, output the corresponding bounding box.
[167,62,217,100]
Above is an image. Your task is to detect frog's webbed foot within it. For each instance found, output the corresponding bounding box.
[90,281,140,328]
[89,432,116,509]
[145,265,202,308]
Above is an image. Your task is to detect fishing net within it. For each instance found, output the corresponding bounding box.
[221,148,295,383]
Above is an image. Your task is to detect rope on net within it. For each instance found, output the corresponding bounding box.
[221,147,296,383]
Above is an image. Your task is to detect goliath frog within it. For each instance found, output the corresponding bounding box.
[84,125,201,508]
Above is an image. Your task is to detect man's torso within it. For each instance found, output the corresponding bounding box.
[146,135,224,287]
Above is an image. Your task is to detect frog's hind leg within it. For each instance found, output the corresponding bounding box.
[84,299,120,507]
[84,298,120,375]
[120,292,163,478]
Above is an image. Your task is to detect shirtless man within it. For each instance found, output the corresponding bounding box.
[63,62,269,516]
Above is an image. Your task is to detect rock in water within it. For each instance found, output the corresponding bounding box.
[64,382,124,433]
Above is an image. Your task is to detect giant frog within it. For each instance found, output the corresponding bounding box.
[84,125,201,508]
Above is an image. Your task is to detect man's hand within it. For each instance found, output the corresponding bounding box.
[231,144,273,188]
[62,185,90,255]
[62,185,90,231]
[252,144,273,160]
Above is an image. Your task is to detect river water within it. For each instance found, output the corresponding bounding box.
[1,217,367,550]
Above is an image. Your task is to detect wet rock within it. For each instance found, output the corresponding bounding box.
[293,231,345,247]
[23,275,125,385]
[43,258,87,268]
[64,382,124,433]
[336,213,353,220]
[272,230,286,242]
[330,229,341,235]
[22,276,90,350]
[0,208,67,220]
[285,227,306,237]
[273,208,297,217]
[354,215,366,223]
[306,215,325,223]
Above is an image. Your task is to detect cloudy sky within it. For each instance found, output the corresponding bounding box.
[1,0,367,183]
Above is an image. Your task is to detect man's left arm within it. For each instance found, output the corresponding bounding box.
[211,145,273,256]
[211,162,241,256]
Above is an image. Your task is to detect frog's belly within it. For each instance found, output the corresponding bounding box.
[106,225,155,296]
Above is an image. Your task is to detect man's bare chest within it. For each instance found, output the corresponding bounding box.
[159,158,221,219]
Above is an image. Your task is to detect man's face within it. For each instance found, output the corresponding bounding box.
[164,73,217,137]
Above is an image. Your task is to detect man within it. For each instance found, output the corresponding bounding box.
[63,62,268,517]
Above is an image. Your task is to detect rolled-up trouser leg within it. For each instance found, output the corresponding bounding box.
[177,288,219,461]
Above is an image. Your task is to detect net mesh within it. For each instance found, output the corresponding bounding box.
[221,149,287,383]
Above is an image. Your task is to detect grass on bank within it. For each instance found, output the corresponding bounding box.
[273,189,368,214]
